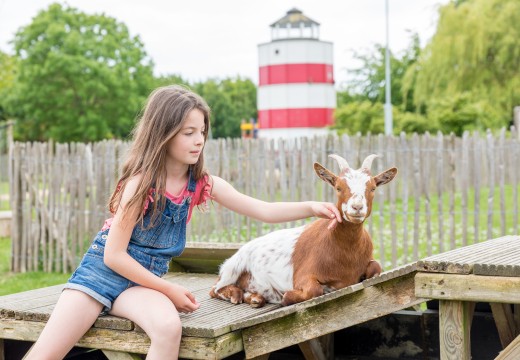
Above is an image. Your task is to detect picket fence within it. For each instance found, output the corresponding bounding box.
[8,130,520,273]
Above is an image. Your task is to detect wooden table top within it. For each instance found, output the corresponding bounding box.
[417,235,520,277]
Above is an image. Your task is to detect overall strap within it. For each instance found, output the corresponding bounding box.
[187,168,197,193]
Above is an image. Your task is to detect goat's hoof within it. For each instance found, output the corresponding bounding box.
[230,296,242,304]
[250,298,265,308]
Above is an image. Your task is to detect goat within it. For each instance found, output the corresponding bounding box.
[209,154,397,307]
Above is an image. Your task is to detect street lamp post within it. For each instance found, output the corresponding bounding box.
[384,0,393,135]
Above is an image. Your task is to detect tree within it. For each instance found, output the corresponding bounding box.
[193,77,256,138]
[0,51,18,121]
[411,0,520,128]
[333,34,425,135]
[339,33,422,112]
[8,3,154,141]
[332,101,384,135]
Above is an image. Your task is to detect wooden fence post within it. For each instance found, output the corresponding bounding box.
[514,106,520,141]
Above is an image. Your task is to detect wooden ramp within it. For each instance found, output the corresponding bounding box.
[0,264,424,359]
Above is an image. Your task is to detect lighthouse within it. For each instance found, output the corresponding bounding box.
[257,8,336,139]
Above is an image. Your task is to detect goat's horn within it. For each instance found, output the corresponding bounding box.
[328,154,350,172]
[361,154,381,171]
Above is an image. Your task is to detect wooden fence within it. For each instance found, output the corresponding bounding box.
[0,121,13,211]
[9,130,520,273]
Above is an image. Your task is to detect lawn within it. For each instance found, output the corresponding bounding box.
[0,237,70,296]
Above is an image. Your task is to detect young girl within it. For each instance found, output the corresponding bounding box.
[25,85,342,360]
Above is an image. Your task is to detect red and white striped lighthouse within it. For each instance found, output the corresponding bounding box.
[257,8,336,139]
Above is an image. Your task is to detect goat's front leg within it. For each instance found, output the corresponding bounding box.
[364,259,382,280]
[210,284,244,304]
[282,277,323,306]
[243,292,266,308]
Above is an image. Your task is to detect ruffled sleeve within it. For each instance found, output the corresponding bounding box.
[187,175,214,223]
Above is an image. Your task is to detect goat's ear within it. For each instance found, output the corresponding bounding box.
[374,167,398,187]
[314,162,337,187]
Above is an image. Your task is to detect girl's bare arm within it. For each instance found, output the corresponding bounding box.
[210,175,342,225]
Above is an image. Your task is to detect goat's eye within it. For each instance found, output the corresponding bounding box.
[336,187,341,192]
[371,188,376,192]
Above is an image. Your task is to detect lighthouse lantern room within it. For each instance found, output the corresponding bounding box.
[257,8,336,139]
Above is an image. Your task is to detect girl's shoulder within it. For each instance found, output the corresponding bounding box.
[115,174,143,205]
[193,174,214,206]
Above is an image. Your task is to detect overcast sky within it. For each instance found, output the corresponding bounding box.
[0,0,449,87]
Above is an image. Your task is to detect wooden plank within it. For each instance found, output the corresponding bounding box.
[461,132,469,246]
[415,273,520,303]
[473,132,481,244]
[498,129,506,236]
[400,133,410,263]
[0,319,243,359]
[298,338,326,360]
[242,272,425,358]
[417,235,520,274]
[436,132,445,253]
[448,134,456,250]
[496,334,520,360]
[102,350,142,360]
[412,134,421,261]
[490,303,516,348]
[439,300,473,360]
[248,355,270,360]
[486,132,495,241]
[423,132,432,257]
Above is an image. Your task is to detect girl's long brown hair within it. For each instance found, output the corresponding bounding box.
[108,85,211,226]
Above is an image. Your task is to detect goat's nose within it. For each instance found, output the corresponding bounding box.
[351,203,363,211]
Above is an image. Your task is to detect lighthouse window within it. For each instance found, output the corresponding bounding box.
[274,49,279,55]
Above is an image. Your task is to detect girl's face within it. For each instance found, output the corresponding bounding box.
[166,109,206,167]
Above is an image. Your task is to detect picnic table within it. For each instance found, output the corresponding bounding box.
[415,235,520,360]
[0,250,422,360]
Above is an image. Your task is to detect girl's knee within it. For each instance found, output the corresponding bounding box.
[148,312,182,344]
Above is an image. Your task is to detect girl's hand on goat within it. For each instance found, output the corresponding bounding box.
[311,202,342,229]
[165,283,200,313]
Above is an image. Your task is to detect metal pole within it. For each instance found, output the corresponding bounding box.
[384,0,393,135]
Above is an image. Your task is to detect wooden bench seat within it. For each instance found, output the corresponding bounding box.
[0,263,422,359]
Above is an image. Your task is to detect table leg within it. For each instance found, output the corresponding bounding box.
[439,300,474,360]
[491,303,516,348]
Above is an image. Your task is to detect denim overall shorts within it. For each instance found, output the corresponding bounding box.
[65,173,196,312]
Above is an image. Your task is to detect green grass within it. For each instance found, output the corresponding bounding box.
[0,237,70,296]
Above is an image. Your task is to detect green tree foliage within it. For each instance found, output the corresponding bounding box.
[411,0,520,128]
[339,33,421,112]
[8,3,154,141]
[333,100,435,135]
[333,101,384,135]
[193,77,256,138]
[0,51,18,121]
[153,74,190,89]
[427,92,501,136]
[334,34,425,135]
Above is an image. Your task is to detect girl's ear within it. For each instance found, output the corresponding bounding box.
[374,167,398,187]
[314,163,338,187]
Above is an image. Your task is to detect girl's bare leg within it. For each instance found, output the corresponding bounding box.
[25,289,104,360]
[109,286,182,360]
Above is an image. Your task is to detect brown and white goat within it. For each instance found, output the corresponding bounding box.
[210,154,397,307]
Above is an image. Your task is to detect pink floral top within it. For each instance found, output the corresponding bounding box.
[101,176,213,231]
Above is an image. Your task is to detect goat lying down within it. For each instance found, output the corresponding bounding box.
[210,154,398,307]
